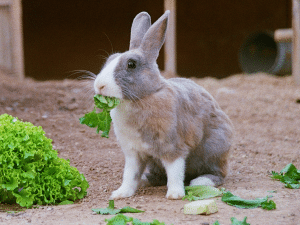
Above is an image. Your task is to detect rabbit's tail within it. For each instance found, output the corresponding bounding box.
[189,174,224,187]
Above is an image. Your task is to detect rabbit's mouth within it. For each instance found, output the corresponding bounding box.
[94,80,123,99]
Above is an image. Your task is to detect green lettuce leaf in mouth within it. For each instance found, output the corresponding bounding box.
[79,95,120,138]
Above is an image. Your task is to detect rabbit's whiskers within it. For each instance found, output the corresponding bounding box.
[122,88,151,109]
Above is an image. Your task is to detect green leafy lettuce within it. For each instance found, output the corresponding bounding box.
[221,191,276,210]
[92,200,144,215]
[79,95,120,138]
[0,114,89,208]
[183,185,222,201]
[271,163,300,189]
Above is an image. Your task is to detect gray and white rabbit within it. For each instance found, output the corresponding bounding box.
[93,10,233,199]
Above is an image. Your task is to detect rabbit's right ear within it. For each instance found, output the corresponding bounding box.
[129,12,151,50]
[139,10,169,63]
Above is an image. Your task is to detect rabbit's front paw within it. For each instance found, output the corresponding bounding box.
[166,186,185,199]
[110,186,135,199]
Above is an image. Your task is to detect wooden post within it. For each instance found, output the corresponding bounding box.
[164,0,176,77]
[0,0,24,80]
[11,0,24,80]
[293,0,300,85]
[274,28,293,42]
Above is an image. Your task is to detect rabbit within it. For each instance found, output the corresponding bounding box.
[93,10,233,199]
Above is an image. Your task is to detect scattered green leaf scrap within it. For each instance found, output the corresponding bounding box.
[105,214,131,225]
[92,200,144,215]
[213,216,250,225]
[271,163,300,189]
[58,200,74,205]
[261,199,276,210]
[221,191,276,210]
[183,185,222,201]
[0,114,89,208]
[230,217,250,225]
[79,95,120,138]
[105,214,169,225]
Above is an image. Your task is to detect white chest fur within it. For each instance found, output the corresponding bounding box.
[110,104,151,155]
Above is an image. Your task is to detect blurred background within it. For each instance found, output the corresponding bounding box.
[2,0,293,80]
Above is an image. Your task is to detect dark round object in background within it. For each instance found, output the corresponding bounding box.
[239,31,292,75]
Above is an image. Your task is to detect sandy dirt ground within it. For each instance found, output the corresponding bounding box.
[0,72,300,225]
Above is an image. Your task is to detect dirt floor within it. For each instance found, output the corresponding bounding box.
[0,72,300,225]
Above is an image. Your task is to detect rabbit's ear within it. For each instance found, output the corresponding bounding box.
[139,10,170,63]
[130,12,151,50]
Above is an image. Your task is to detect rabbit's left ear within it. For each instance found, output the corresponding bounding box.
[130,12,151,50]
[139,10,170,63]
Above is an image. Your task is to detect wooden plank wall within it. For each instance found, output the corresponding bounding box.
[176,0,291,78]
[21,0,291,80]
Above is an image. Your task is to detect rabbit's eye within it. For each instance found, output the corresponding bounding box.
[127,60,136,69]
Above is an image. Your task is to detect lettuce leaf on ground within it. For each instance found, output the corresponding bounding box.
[183,185,222,201]
[221,191,276,210]
[183,185,275,210]
[261,199,276,210]
[104,214,168,225]
[79,95,120,138]
[271,163,300,189]
[213,217,250,225]
[230,217,250,225]
[92,200,144,215]
[105,214,132,225]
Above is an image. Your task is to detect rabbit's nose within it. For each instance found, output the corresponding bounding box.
[95,83,105,94]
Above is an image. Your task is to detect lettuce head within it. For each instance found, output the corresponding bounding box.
[0,114,89,208]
